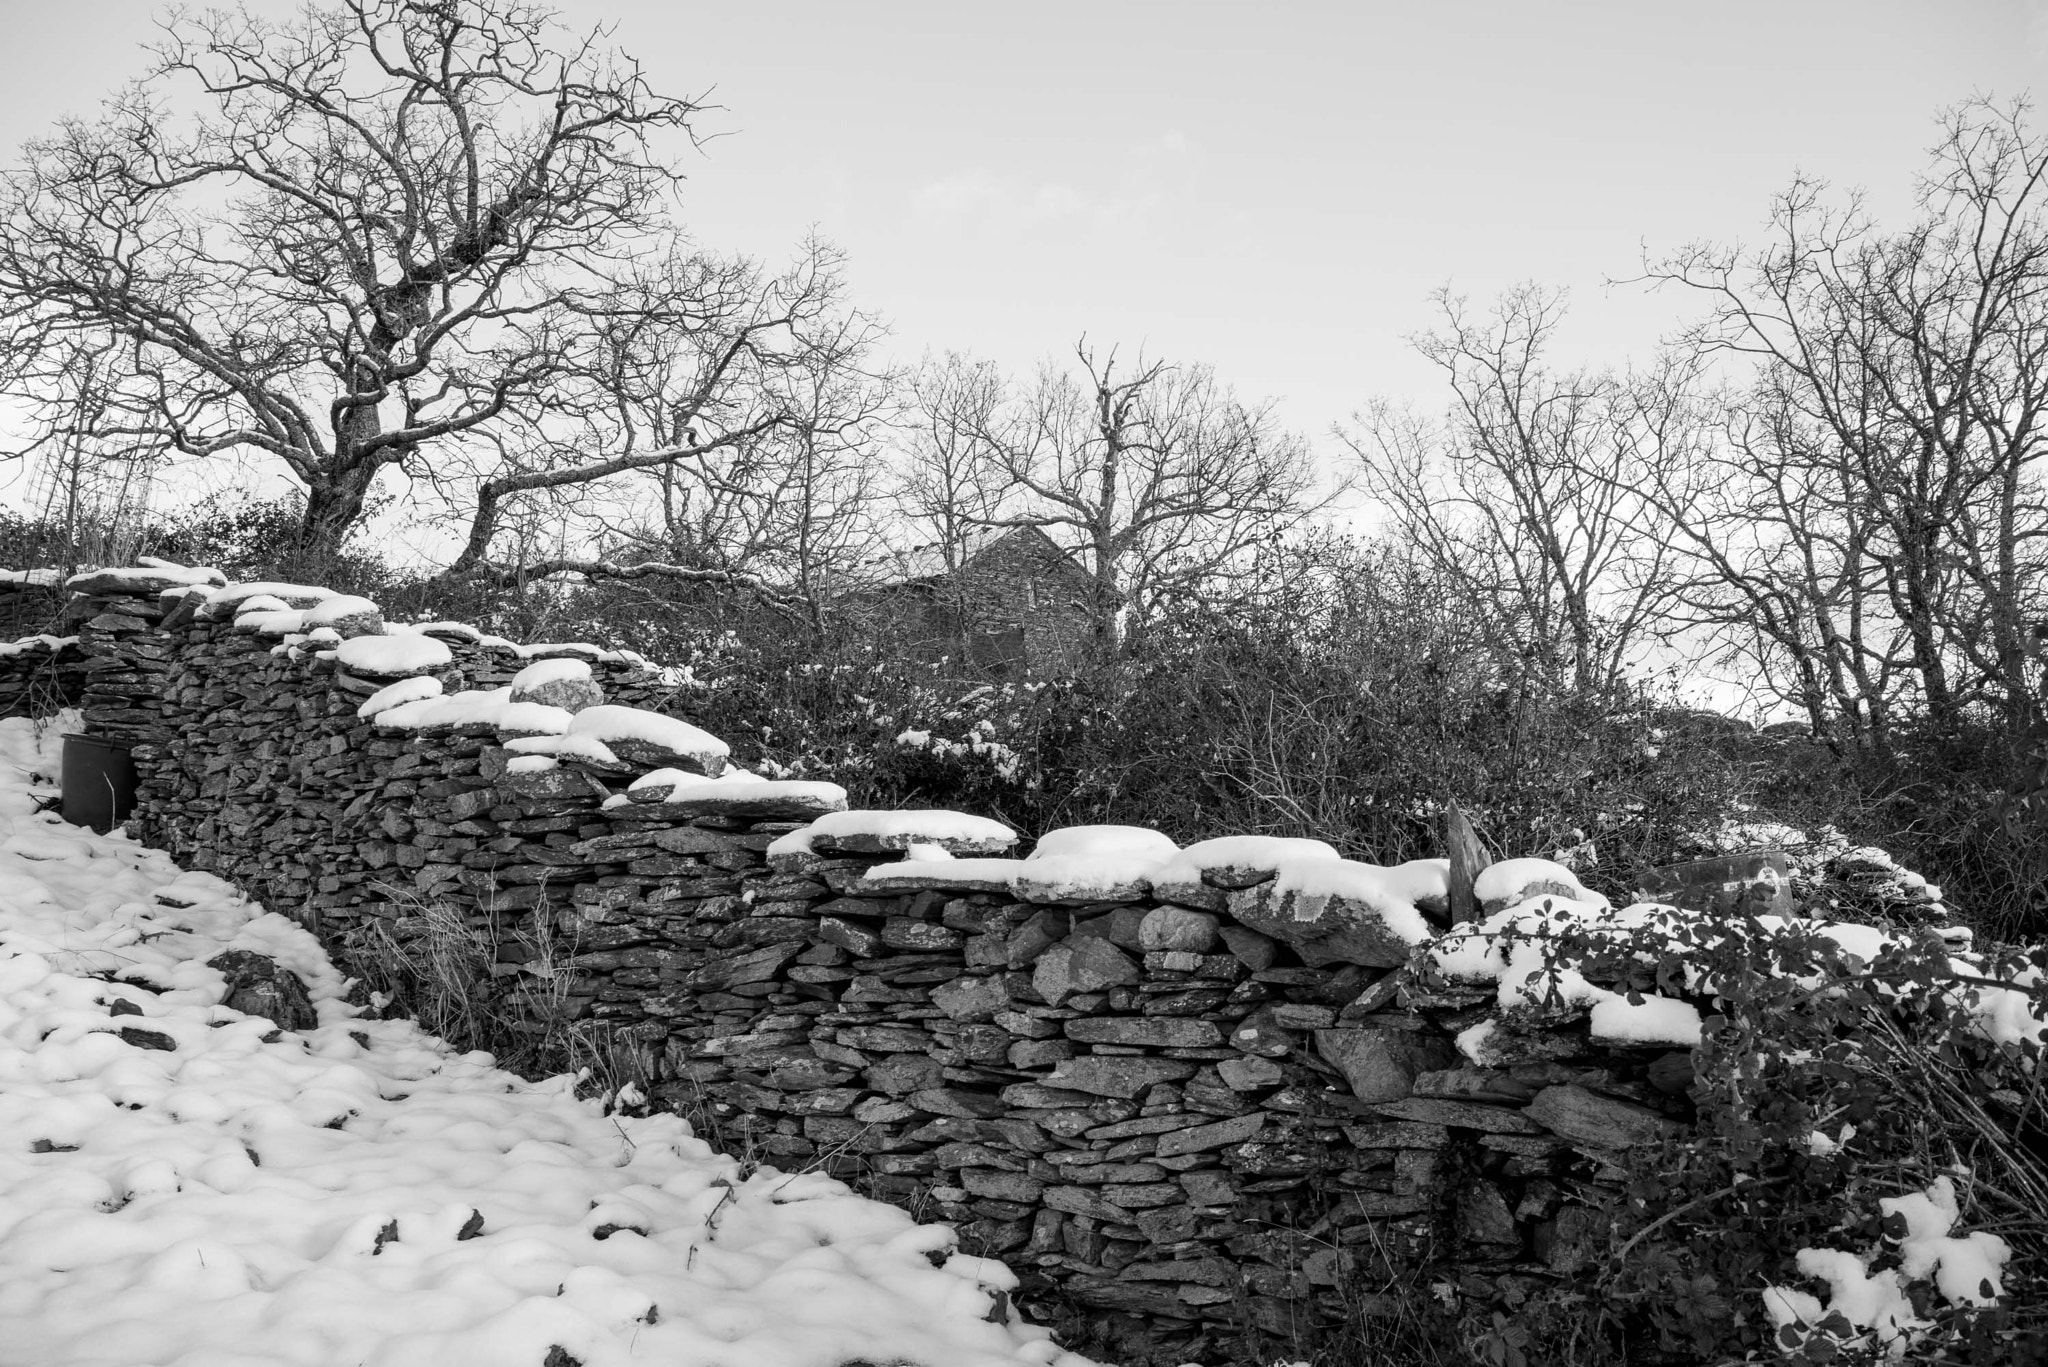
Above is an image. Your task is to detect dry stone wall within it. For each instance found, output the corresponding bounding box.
[23,564,1706,1365]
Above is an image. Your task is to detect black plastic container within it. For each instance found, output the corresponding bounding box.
[61,733,137,833]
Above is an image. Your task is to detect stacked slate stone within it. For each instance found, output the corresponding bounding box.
[0,574,65,637]
[60,561,1710,1367]
[62,566,231,762]
[0,631,88,717]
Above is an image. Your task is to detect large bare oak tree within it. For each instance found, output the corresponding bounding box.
[0,0,862,579]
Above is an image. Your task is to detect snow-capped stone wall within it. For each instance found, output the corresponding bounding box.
[24,562,1708,1364]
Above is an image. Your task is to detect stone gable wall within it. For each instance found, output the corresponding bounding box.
[9,569,1700,1365]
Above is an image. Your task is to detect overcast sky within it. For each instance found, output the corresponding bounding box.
[2,0,2044,446]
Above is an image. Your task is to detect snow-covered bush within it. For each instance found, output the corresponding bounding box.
[1480,907,2048,1365]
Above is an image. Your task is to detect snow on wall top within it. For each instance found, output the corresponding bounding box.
[510,657,592,689]
[333,632,455,678]
[1150,834,1342,888]
[0,633,77,658]
[201,580,337,611]
[0,567,62,586]
[564,705,728,775]
[1474,857,1606,912]
[65,560,227,595]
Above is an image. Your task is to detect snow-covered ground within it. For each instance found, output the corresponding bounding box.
[0,714,1096,1367]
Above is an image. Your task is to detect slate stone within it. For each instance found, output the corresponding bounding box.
[880,918,964,952]
[910,1088,1011,1119]
[1217,924,1279,970]
[116,1026,178,1051]
[1044,1186,1126,1221]
[1314,1028,1459,1104]
[1371,1097,1541,1133]
[1154,1112,1266,1157]
[868,1054,946,1095]
[1525,1084,1681,1148]
[1137,906,1220,953]
[1032,937,1138,1006]
[1457,1184,1520,1245]
[1102,1183,1182,1210]
[1226,880,1417,968]
[930,974,1008,1021]
[961,1168,1045,1203]
[651,787,847,821]
[811,820,1015,857]
[1043,1056,1197,1099]
[499,768,611,804]
[1006,909,1071,968]
[1225,1007,1293,1058]
[510,674,605,712]
[1216,1055,1285,1091]
[207,949,319,1032]
[1064,1016,1224,1049]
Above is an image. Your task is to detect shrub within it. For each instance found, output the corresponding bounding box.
[1463,907,2048,1365]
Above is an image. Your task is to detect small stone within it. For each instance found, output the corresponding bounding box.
[1217,924,1278,969]
[1458,1184,1520,1245]
[1216,1056,1284,1091]
[1008,1038,1075,1069]
[1177,1170,1237,1205]
[931,974,1008,1021]
[1032,938,1139,1006]
[509,660,605,712]
[993,1010,1060,1039]
[207,950,319,1033]
[880,918,964,952]
[1310,1032,1458,1106]
[116,1026,178,1051]
[1227,1007,1292,1058]
[1137,906,1219,953]
[1044,1056,1197,1099]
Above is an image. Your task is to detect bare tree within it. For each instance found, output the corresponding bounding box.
[895,352,1010,570]
[437,237,879,585]
[1346,286,1702,696]
[978,343,1326,642]
[0,0,820,571]
[1646,96,2048,738]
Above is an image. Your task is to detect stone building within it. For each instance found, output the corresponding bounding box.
[853,526,1105,675]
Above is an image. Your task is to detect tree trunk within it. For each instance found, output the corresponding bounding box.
[295,461,381,575]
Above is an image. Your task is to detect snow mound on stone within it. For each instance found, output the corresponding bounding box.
[334,632,454,678]
[774,810,1018,864]
[1014,825,1179,903]
[1150,835,1340,889]
[564,705,727,775]
[1474,857,1606,913]
[357,676,445,718]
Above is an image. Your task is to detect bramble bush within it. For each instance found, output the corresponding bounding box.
[1447,904,2048,1366]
